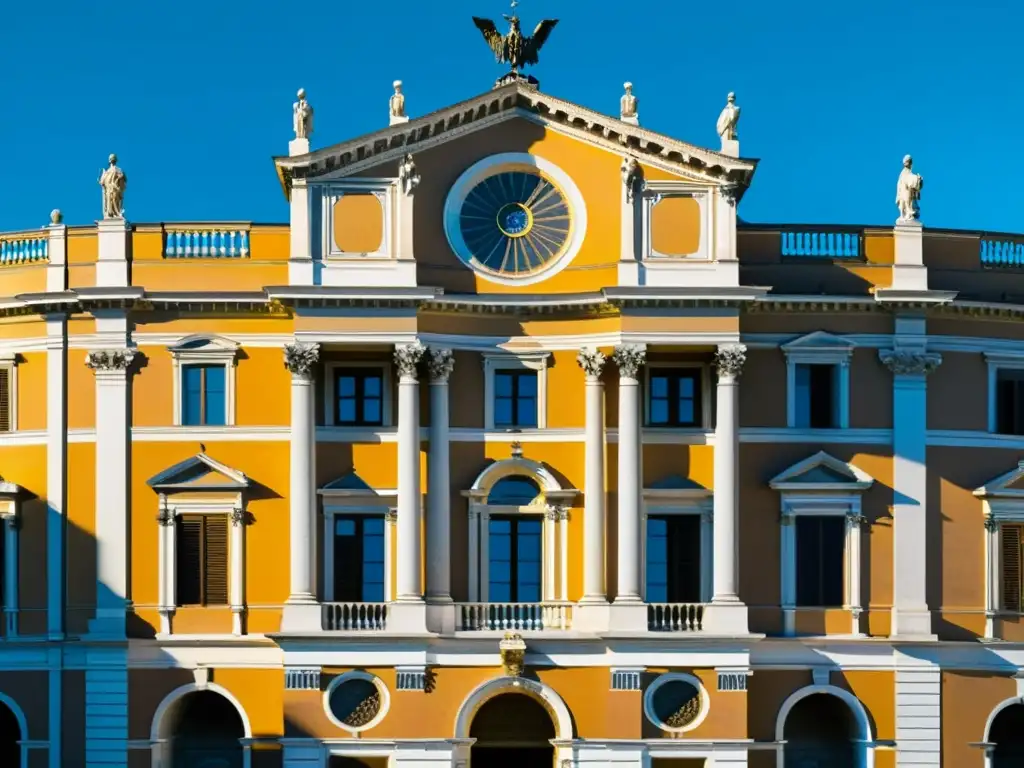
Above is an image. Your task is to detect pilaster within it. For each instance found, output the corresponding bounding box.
[288,178,314,285]
[45,315,66,640]
[95,218,130,288]
[578,348,608,605]
[45,217,67,293]
[713,185,740,285]
[85,645,128,768]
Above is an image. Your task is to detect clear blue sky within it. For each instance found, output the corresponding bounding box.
[0,0,1016,233]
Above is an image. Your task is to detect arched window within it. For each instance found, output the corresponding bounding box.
[782,692,861,768]
[989,702,1024,767]
[470,692,555,768]
[0,699,22,767]
[155,688,247,768]
[487,477,541,506]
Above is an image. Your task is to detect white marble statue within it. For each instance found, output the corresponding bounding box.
[896,154,924,222]
[621,156,641,204]
[716,92,740,141]
[390,81,406,119]
[620,82,638,120]
[293,88,314,139]
[98,154,127,219]
[398,154,420,196]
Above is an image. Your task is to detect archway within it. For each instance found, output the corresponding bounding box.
[469,692,555,768]
[987,700,1024,767]
[777,687,872,768]
[0,697,22,767]
[153,685,249,768]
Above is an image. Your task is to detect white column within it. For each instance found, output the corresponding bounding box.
[95,217,130,288]
[45,315,66,640]
[985,518,1000,640]
[712,344,745,603]
[87,348,134,638]
[468,506,480,602]
[3,516,17,636]
[395,343,426,602]
[613,345,645,604]
[230,509,246,636]
[281,343,319,632]
[544,508,557,602]
[881,345,941,638]
[780,513,796,637]
[846,511,864,636]
[699,510,714,603]
[578,348,608,603]
[157,508,175,635]
[426,349,454,603]
[559,508,569,601]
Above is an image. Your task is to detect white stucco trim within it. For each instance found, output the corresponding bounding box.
[775,684,874,768]
[983,694,1024,768]
[443,153,588,287]
[454,675,574,741]
[642,672,711,734]
[322,671,391,734]
[150,681,252,768]
[782,332,854,429]
[482,352,550,430]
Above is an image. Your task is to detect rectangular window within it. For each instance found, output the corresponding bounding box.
[176,515,229,606]
[795,516,845,607]
[333,515,386,603]
[795,364,837,429]
[645,515,701,603]
[996,370,1024,435]
[1002,524,1023,612]
[648,369,702,427]
[181,364,226,426]
[488,516,542,603]
[335,368,385,427]
[493,371,538,428]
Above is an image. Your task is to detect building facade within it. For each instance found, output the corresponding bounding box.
[1,27,1024,768]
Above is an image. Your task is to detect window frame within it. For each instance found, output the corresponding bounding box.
[644,363,711,429]
[325,362,393,428]
[976,466,1024,639]
[483,353,549,430]
[781,332,853,430]
[174,512,230,608]
[323,506,394,603]
[168,335,238,427]
[641,487,713,605]
[0,353,19,433]
[0,487,20,637]
[985,352,1024,434]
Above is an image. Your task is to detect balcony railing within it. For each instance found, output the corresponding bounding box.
[457,602,573,631]
[648,603,705,632]
[321,601,387,631]
[981,236,1024,268]
[780,228,862,259]
[163,227,250,258]
[0,233,48,265]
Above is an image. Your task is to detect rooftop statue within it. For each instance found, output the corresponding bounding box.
[473,1,558,79]
[98,154,127,220]
[390,81,406,120]
[716,92,740,141]
[293,88,314,140]
[620,82,638,122]
[896,154,924,223]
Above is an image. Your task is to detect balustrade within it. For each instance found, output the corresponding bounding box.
[781,229,861,259]
[321,602,387,631]
[163,228,250,258]
[647,602,704,632]
[457,602,572,631]
[0,234,48,265]
[981,237,1024,268]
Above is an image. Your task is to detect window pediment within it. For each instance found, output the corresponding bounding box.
[781,332,854,364]
[975,461,1024,500]
[147,453,248,494]
[167,334,240,360]
[770,451,873,494]
[318,471,395,503]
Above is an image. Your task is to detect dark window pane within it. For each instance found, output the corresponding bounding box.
[182,366,203,426]
[646,369,702,427]
[495,373,514,397]
[997,370,1024,435]
[204,365,226,425]
[363,399,381,423]
[517,397,538,427]
[650,400,669,425]
[651,376,669,397]
[808,364,836,429]
[646,515,701,603]
[335,369,386,426]
[494,398,514,427]
[338,376,356,397]
[518,374,538,396]
[796,516,845,607]
[363,375,382,396]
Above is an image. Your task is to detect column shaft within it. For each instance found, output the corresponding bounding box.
[712,346,744,604]
[579,348,608,602]
[288,375,316,602]
[613,346,644,604]
[426,350,453,602]
[396,344,425,602]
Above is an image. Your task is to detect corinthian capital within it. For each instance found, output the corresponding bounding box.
[577,347,607,379]
[879,349,942,376]
[394,341,426,380]
[85,348,136,372]
[426,347,455,383]
[714,344,747,379]
[613,344,646,380]
[284,342,320,379]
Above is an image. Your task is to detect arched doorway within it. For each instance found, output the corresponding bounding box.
[782,692,862,768]
[0,699,21,767]
[470,692,555,768]
[160,690,245,768]
[989,702,1024,766]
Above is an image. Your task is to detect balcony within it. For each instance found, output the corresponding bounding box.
[321,601,388,631]
[457,602,573,632]
[648,602,705,632]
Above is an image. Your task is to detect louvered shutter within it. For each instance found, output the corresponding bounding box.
[203,516,229,606]
[176,516,203,606]
[1003,525,1023,612]
[0,368,11,432]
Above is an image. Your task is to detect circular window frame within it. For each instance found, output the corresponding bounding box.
[643,672,710,734]
[322,671,390,734]
[443,152,588,287]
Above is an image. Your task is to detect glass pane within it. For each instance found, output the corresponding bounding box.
[490,560,511,584]
[650,400,669,425]
[489,582,511,603]
[677,398,694,424]
[795,365,811,429]
[651,376,669,398]
[363,397,382,424]
[363,375,382,396]
[517,373,538,396]
[678,376,695,396]
[338,399,357,423]
[204,366,226,425]
[495,373,513,397]
[338,375,356,397]
[489,532,511,560]
[182,366,203,426]
[517,532,540,560]
[335,519,356,536]
[362,580,385,603]
[487,477,540,505]
[494,397,513,427]
[517,396,538,427]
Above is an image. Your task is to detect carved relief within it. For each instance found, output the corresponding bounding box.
[714,344,747,379]
[576,347,606,379]
[426,348,455,383]
[284,342,320,378]
[879,349,941,376]
[394,342,426,379]
[613,344,646,380]
[86,348,136,372]
[499,631,527,677]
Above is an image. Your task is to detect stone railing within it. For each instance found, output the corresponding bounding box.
[780,228,862,259]
[321,601,387,631]
[981,236,1024,268]
[0,232,48,265]
[457,602,573,631]
[163,226,250,258]
[647,602,705,632]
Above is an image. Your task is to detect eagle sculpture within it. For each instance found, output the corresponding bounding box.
[472,7,559,75]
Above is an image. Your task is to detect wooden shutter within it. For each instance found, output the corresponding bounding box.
[0,368,11,432]
[203,516,229,606]
[1003,524,1023,612]
[176,516,203,606]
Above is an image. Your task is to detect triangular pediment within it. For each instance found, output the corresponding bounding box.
[974,461,1024,499]
[320,471,374,493]
[147,453,248,493]
[781,331,855,353]
[769,451,873,492]
[275,81,757,194]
